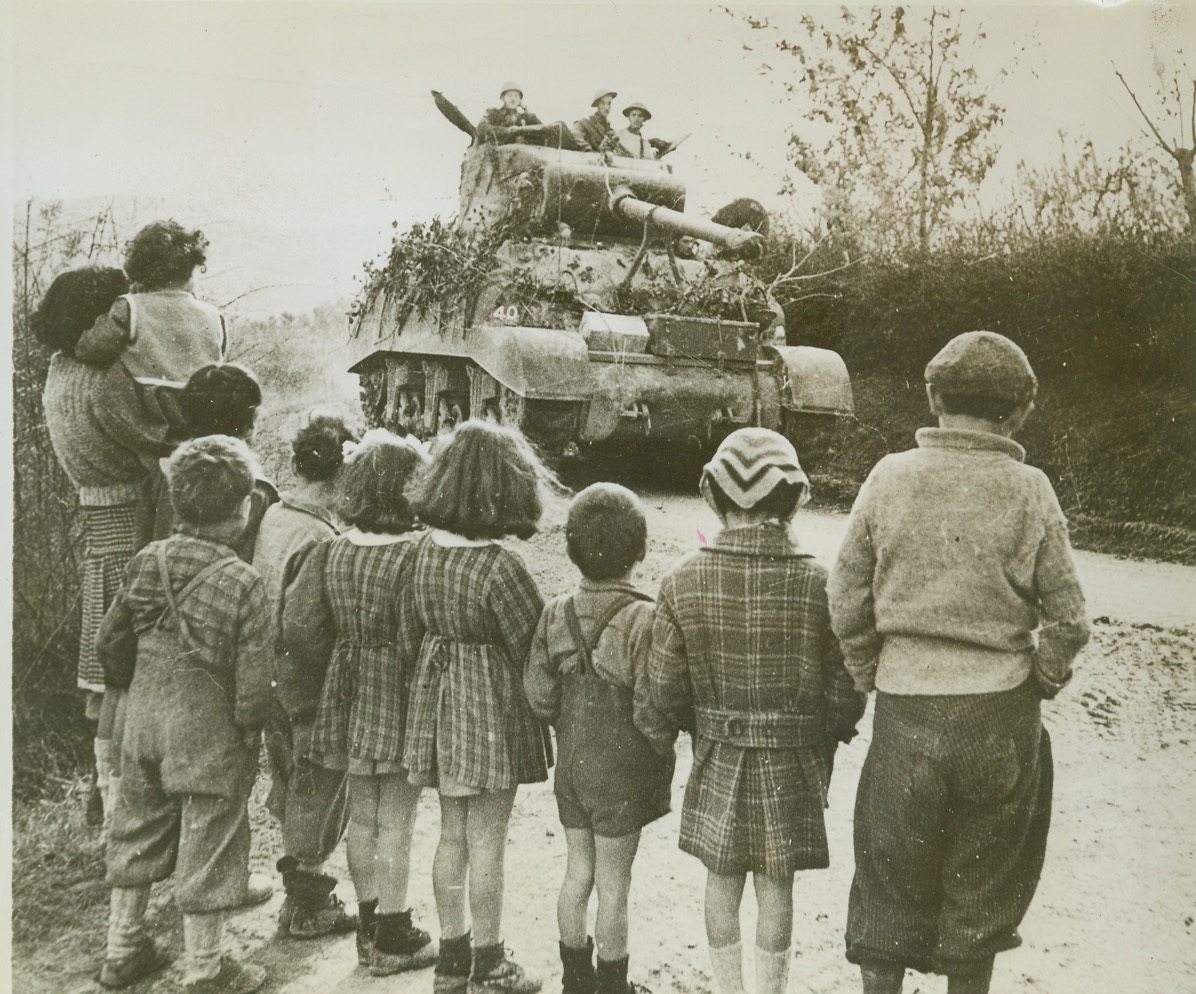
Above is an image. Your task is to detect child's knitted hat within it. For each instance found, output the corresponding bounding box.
[700,427,810,514]
[925,331,1038,404]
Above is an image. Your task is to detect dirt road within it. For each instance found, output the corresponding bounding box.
[25,498,1196,994]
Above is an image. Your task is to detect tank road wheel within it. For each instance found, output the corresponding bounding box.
[358,360,388,430]
[522,400,583,456]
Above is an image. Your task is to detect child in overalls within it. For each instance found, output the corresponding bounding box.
[96,435,273,993]
[641,428,865,994]
[525,483,675,994]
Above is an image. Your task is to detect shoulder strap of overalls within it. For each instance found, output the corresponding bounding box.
[562,591,651,677]
[154,544,241,651]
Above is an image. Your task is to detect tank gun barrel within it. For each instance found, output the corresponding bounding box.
[609,185,765,260]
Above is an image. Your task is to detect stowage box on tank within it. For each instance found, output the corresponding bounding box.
[349,120,852,456]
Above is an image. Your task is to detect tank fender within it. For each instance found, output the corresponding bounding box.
[465,323,595,401]
[763,345,854,416]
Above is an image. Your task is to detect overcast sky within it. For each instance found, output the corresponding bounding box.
[6,0,1192,314]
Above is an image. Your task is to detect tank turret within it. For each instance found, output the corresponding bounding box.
[349,115,852,456]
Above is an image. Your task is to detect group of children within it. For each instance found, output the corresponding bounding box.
[36,222,1090,994]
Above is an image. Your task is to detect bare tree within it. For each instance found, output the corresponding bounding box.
[1115,59,1196,232]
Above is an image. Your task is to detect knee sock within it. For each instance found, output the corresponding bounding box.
[709,941,745,994]
[860,962,904,994]
[754,945,790,994]
[182,911,225,983]
[106,886,150,962]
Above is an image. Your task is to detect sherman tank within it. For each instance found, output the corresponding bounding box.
[348,108,853,456]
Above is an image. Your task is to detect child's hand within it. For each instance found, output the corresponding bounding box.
[1031,666,1072,700]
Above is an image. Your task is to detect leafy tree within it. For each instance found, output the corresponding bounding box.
[743,6,1005,255]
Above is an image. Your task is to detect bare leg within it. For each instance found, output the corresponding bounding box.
[346,775,379,904]
[435,794,469,940]
[706,871,748,994]
[593,831,640,962]
[705,871,747,948]
[375,774,423,914]
[465,787,517,948]
[558,827,595,949]
[752,872,794,953]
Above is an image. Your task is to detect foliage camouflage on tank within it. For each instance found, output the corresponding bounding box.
[348,109,853,455]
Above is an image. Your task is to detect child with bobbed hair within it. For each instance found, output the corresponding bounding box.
[97,435,273,993]
[141,362,279,560]
[526,484,674,994]
[75,220,227,441]
[641,427,865,994]
[252,411,360,940]
[280,430,436,975]
[36,266,170,827]
[402,421,555,994]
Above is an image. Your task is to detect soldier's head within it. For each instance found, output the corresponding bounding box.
[500,82,523,109]
[623,102,652,133]
[592,88,617,117]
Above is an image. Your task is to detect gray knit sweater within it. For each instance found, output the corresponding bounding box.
[829,427,1089,696]
[42,353,167,506]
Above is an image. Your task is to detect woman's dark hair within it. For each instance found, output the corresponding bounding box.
[292,414,358,482]
[408,421,547,540]
[31,267,128,352]
[566,483,647,581]
[937,392,1020,422]
[705,477,804,521]
[179,363,262,439]
[124,220,209,289]
[336,431,426,534]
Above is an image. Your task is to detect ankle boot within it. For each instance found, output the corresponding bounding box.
[370,910,437,976]
[596,955,639,994]
[434,932,472,994]
[100,886,171,989]
[560,938,596,994]
[280,863,358,939]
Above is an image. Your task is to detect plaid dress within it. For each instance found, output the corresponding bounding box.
[403,532,550,791]
[645,523,864,876]
[307,531,421,766]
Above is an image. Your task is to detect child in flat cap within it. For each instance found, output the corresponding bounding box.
[641,427,865,994]
[829,331,1090,994]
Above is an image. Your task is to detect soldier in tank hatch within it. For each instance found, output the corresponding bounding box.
[476,82,543,141]
[614,102,670,160]
[572,88,629,155]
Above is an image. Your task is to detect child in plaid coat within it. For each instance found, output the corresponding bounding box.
[829,332,1089,994]
[281,430,436,975]
[96,435,272,993]
[640,428,865,994]
[403,421,554,994]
